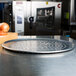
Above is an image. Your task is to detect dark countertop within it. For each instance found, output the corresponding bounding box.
[0,36,76,76]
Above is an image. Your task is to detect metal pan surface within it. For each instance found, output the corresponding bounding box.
[2,38,74,54]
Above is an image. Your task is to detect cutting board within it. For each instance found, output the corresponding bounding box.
[0,32,18,44]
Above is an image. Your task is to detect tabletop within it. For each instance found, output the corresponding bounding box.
[0,36,76,76]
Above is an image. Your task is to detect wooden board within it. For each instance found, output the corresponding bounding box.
[0,32,18,44]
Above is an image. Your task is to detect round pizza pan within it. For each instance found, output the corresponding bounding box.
[2,38,74,54]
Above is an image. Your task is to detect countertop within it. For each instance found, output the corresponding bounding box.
[0,36,76,76]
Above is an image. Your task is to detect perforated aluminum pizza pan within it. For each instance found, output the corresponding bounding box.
[2,38,74,54]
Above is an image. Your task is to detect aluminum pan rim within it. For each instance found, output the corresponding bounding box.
[2,38,74,54]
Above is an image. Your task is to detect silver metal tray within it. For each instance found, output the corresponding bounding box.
[2,38,74,54]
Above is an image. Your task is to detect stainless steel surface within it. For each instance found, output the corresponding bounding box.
[0,36,76,76]
[2,38,74,53]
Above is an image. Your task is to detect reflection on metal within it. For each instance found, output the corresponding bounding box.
[54,36,60,40]
[18,36,37,39]
[2,36,74,54]
[37,51,73,58]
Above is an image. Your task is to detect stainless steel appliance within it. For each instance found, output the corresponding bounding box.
[13,1,62,35]
[70,0,76,25]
